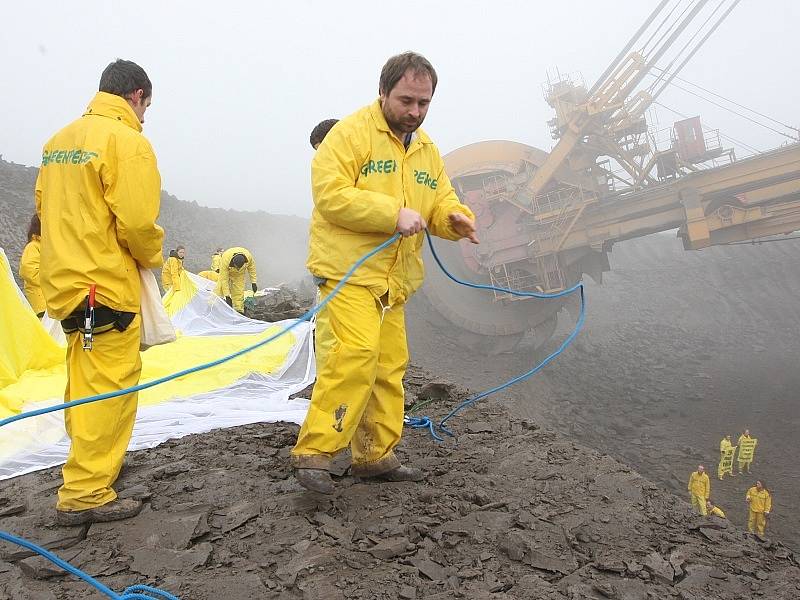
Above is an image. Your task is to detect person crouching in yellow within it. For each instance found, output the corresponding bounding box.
[746,480,772,536]
[214,247,257,313]
[19,214,46,317]
[290,52,479,494]
[706,499,726,519]
[37,59,164,525]
[161,245,185,291]
[688,465,710,515]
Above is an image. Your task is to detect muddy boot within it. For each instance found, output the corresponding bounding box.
[56,498,143,526]
[295,468,335,495]
[373,465,424,482]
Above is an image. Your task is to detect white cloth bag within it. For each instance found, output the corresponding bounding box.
[139,268,176,350]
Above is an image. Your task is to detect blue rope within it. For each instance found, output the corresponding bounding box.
[0,531,178,599]
[417,230,586,437]
[0,234,401,600]
[0,234,401,430]
[0,228,585,597]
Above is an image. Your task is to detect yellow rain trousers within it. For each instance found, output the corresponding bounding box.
[746,487,772,535]
[313,298,333,373]
[214,247,256,313]
[688,471,710,515]
[292,282,407,475]
[19,237,46,316]
[57,316,141,511]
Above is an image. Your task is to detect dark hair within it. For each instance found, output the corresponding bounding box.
[99,59,152,100]
[310,119,339,149]
[176,245,185,251]
[27,214,41,241]
[231,253,247,269]
[379,52,437,96]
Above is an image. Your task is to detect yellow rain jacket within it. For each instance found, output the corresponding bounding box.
[211,252,222,273]
[720,437,732,453]
[161,255,184,291]
[746,487,772,513]
[214,247,257,312]
[688,471,710,499]
[307,99,475,307]
[35,91,164,320]
[19,236,46,315]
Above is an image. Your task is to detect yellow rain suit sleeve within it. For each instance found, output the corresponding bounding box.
[311,125,402,234]
[307,100,475,305]
[106,153,163,270]
[246,253,257,287]
[161,258,173,289]
[427,156,476,241]
[711,506,726,518]
[19,238,47,315]
[35,92,164,319]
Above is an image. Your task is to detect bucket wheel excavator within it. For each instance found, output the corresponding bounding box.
[421,0,800,353]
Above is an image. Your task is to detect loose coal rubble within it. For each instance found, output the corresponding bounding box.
[1,365,798,599]
[244,286,315,322]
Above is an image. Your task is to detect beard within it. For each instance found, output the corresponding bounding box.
[384,107,423,134]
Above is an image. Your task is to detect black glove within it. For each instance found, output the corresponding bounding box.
[225,296,233,307]
[252,283,258,294]
[214,269,220,274]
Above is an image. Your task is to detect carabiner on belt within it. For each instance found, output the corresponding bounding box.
[82,284,96,351]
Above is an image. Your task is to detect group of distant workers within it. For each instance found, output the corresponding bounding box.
[159,245,258,313]
[22,224,260,318]
[687,428,772,536]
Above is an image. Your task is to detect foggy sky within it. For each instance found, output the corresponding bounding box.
[1,1,797,217]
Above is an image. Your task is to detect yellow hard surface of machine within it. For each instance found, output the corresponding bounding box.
[422,0,800,352]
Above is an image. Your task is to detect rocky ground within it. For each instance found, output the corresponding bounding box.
[409,231,800,552]
[2,366,799,599]
[244,285,315,322]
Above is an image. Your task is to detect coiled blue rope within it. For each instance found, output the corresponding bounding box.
[403,231,585,440]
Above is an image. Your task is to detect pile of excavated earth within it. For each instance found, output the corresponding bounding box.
[1,366,798,599]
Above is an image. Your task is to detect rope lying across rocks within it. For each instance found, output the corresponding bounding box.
[0,230,584,599]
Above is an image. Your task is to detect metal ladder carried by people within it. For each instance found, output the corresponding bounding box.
[0,231,584,599]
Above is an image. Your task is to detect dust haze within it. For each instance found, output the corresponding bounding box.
[1,1,798,215]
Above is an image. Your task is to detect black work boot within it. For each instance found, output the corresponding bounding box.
[296,468,335,495]
[56,498,143,526]
[373,465,424,482]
